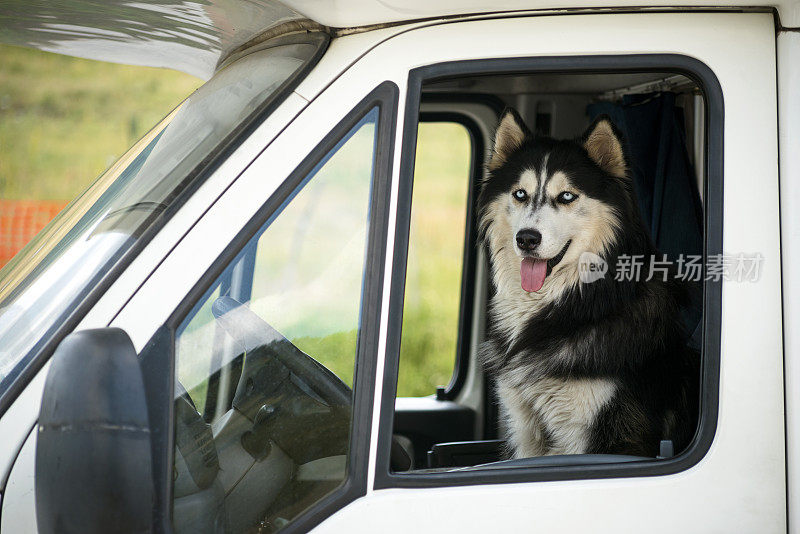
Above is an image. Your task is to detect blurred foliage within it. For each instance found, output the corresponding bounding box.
[398,122,471,397]
[0,43,201,200]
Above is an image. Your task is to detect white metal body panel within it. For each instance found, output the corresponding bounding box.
[0,368,45,492]
[1,430,37,534]
[305,12,784,532]
[292,25,409,101]
[779,29,800,534]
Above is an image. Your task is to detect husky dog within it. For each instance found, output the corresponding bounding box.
[479,109,699,459]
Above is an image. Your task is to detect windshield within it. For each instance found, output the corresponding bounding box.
[0,32,327,392]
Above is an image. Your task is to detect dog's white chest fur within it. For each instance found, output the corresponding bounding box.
[497,375,617,457]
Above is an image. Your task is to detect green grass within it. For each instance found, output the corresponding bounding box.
[0,44,202,200]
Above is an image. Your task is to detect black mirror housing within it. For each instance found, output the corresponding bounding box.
[36,327,153,534]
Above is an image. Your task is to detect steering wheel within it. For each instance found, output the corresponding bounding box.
[211,296,415,472]
[211,295,351,410]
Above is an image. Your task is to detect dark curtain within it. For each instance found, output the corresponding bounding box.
[587,92,703,261]
[587,92,704,347]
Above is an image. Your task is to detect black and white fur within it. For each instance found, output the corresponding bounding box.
[479,109,699,458]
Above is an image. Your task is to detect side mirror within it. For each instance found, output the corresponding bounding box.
[36,328,153,534]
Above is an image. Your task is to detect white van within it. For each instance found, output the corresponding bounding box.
[0,1,797,532]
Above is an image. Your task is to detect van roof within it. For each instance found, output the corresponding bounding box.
[287,0,793,28]
[0,0,793,79]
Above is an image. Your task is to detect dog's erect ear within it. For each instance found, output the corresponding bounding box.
[582,116,627,178]
[489,108,530,170]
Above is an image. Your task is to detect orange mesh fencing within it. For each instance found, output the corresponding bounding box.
[0,200,67,268]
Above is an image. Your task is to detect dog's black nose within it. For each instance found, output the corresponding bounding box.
[516,229,542,251]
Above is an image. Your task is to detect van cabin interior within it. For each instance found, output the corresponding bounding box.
[392,71,705,472]
[424,71,704,195]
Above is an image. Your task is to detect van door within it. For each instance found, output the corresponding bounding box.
[315,11,784,532]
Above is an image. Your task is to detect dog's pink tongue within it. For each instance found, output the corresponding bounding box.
[521,258,547,292]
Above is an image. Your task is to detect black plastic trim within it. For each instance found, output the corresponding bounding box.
[394,399,477,467]
[155,82,398,531]
[138,326,175,533]
[774,23,789,530]
[457,453,647,471]
[421,93,506,116]
[375,53,723,489]
[0,31,330,421]
[411,111,484,399]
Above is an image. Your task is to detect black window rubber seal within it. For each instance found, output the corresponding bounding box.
[407,110,485,400]
[0,31,330,420]
[145,81,398,533]
[375,53,723,490]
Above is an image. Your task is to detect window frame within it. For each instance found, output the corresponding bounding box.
[375,54,723,489]
[140,82,398,532]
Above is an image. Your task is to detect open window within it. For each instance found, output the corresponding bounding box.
[379,56,722,487]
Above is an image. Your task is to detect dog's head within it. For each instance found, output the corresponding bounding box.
[478,108,630,294]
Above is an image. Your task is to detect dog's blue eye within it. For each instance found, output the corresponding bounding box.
[557,191,577,204]
[513,189,527,201]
